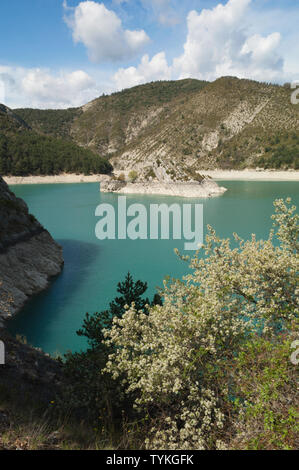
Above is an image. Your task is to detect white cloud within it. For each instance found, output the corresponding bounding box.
[64,1,149,63]
[113,52,171,90]
[0,66,99,108]
[113,0,285,90]
[173,0,284,81]
[1,0,291,110]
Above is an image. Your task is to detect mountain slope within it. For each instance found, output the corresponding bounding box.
[13,107,82,141]
[13,77,299,180]
[0,105,112,176]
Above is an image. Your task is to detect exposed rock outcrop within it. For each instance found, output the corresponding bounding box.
[0,176,63,324]
[100,176,227,198]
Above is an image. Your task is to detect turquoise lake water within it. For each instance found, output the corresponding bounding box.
[7,181,299,355]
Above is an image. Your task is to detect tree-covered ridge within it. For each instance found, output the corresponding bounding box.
[5,77,299,178]
[0,106,112,176]
[14,107,82,140]
[257,132,299,170]
[106,78,208,110]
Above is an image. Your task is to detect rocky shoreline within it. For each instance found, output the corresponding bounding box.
[3,170,299,186]
[0,176,64,326]
[100,177,227,198]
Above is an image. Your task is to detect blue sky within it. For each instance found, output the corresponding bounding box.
[0,0,298,108]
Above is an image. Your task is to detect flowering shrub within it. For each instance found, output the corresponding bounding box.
[104,199,298,449]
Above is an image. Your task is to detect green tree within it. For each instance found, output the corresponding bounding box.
[61,273,162,428]
[77,272,153,349]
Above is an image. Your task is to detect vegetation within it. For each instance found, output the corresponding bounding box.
[54,79,208,162]
[69,77,299,177]
[128,170,138,182]
[0,106,112,176]
[14,107,82,141]
[55,198,298,450]
[228,335,298,450]
[0,132,112,176]
[3,77,298,179]
[1,199,298,450]
[60,273,162,430]
[257,132,299,169]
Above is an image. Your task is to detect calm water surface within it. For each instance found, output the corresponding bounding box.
[8,181,299,354]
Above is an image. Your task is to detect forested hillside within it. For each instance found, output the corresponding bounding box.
[12,77,299,182]
[4,77,299,179]
[14,107,82,141]
[0,105,112,176]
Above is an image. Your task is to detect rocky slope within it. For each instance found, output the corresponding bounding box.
[15,77,299,181]
[0,176,63,325]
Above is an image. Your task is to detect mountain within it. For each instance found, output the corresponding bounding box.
[14,77,299,180]
[0,104,112,176]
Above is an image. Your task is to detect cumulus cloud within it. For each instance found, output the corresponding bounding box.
[173,0,284,81]
[64,1,149,63]
[113,52,171,90]
[1,0,288,109]
[0,66,99,108]
[113,0,285,90]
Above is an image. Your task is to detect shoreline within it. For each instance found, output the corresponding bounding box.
[201,170,299,181]
[3,174,106,185]
[2,170,299,185]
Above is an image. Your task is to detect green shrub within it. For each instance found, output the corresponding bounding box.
[128,170,138,182]
[228,333,299,450]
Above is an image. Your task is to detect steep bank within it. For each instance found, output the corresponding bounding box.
[0,176,63,325]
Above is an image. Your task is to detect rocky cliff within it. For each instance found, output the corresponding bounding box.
[0,176,63,325]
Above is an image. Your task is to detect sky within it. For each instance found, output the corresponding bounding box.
[0,0,298,109]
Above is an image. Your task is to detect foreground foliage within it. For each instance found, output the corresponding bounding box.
[61,273,162,430]
[103,199,298,449]
[228,333,298,450]
[20,198,297,450]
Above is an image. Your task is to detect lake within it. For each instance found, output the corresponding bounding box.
[7,181,299,355]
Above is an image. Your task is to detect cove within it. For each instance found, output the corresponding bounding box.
[7,181,299,355]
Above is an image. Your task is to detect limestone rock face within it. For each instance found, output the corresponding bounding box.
[100,176,227,198]
[0,176,63,323]
[100,177,126,193]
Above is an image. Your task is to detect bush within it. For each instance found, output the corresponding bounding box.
[228,332,299,450]
[104,199,298,449]
[128,170,138,183]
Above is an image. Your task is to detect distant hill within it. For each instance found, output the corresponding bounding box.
[12,77,299,180]
[0,105,112,176]
[13,107,82,141]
